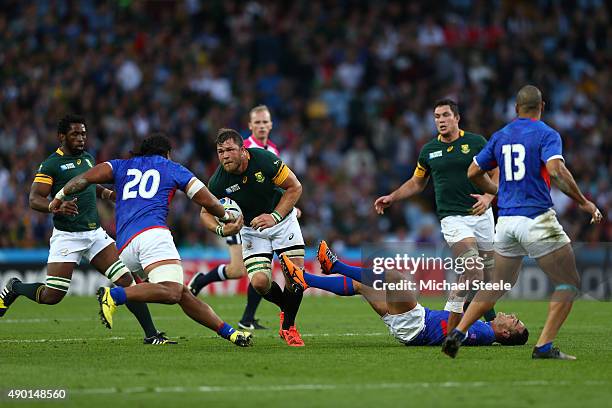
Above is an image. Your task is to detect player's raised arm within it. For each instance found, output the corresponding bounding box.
[546,158,602,224]
[374,174,429,215]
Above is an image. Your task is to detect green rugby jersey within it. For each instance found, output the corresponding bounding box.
[34,148,100,232]
[208,148,290,224]
[414,130,488,219]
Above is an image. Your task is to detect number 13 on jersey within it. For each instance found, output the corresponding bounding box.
[501,144,525,181]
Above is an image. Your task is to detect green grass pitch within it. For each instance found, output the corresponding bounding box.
[1,296,611,407]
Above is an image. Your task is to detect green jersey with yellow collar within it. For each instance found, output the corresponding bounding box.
[208,148,290,225]
[414,130,488,219]
[34,148,99,232]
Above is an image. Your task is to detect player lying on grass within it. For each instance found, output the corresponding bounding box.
[280,241,528,347]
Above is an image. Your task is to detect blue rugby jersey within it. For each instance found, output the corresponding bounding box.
[408,308,495,346]
[107,155,194,251]
[474,118,563,218]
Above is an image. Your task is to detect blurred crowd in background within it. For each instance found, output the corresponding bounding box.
[0,0,609,250]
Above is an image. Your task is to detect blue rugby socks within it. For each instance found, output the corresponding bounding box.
[330,260,364,282]
[110,286,127,305]
[302,271,355,296]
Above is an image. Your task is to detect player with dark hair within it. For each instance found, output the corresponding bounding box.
[189,105,282,331]
[0,115,174,344]
[47,133,253,347]
[375,99,498,332]
[199,127,306,346]
[442,85,603,360]
[281,241,529,347]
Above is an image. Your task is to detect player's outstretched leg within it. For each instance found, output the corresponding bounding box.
[0,278,20,317]
[98,281,253,348]
[281,254,356,296]
[178,286,253,347]
[317,240,367,282]
[91,244,176,344]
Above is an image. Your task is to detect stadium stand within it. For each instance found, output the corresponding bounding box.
[0,0,609,249]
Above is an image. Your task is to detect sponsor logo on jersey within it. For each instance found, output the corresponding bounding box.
[85,159,93,167]
[288,233,294,240]
[429,150,443,159]
[447,146,454,152]
[76,159,81,165]
[242,176,248,184]
[274,160,281,165]
[226,184,240,194]
[60,163,76,171]
[461,144,470,154]
[254,171,265,183]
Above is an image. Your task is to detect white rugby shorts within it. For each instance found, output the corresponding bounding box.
[241,208,304,259]
[494,209,571,258]
[119,227,181,279]
[381,303,426,344]
[440,208,495,251]
[48,227,114,264]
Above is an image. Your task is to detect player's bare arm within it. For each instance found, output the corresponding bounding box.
[29,181,78,216]
[470,168,499,216]
[546,159,602,223]
[185,178,227,220]
[48,163,113,211]
[250,168,302,230]
[200,207,244,237]
[467,161,498,195]
[374,175,429,215]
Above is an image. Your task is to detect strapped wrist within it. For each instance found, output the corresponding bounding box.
[54,187,66,201]
[271,211,283,224]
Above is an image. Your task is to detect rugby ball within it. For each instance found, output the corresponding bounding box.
[217,197,242,222]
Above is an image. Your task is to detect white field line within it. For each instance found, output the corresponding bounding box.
[0,332,389,343]
[68,380,608,395]
[0,336,125,343]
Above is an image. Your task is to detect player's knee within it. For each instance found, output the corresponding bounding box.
[162,283,184,304]
[250,273,271,295]
[245,255,272,294]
